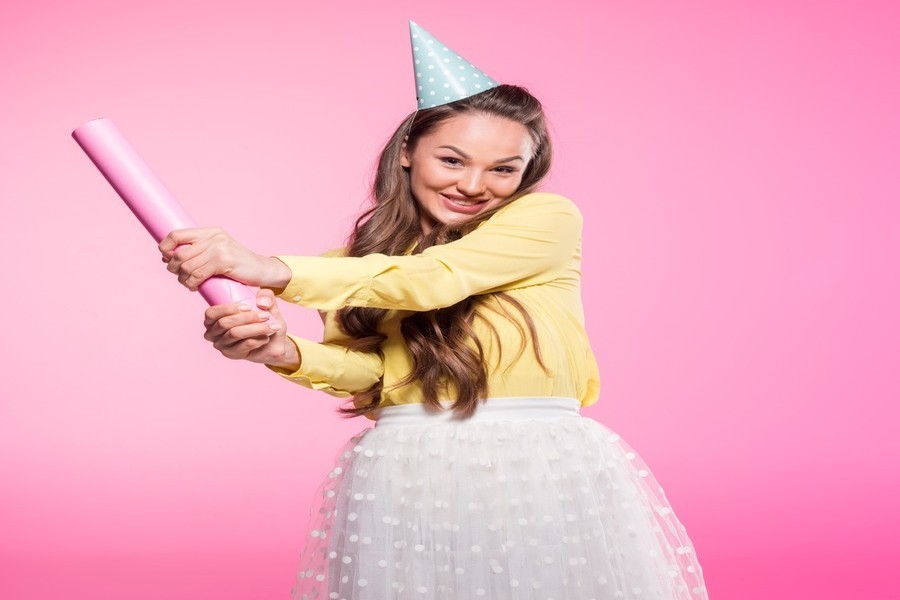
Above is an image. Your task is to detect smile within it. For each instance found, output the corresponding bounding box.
[442,194,489,208]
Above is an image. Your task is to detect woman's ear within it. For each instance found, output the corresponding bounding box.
[400,137,411,168]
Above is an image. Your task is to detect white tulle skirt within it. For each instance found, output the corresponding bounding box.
[290,396,709,599]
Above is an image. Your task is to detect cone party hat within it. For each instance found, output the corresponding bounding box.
[408,20,500,109]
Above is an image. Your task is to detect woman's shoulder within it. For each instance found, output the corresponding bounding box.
[495,191,582,219]
[481,192,583,233]
[318,246,349,258]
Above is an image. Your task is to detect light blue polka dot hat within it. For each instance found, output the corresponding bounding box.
[408,20,500,109]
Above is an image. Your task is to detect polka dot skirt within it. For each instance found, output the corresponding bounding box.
[290,400,709,599]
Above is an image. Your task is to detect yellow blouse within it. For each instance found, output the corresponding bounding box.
[264,192,601,420]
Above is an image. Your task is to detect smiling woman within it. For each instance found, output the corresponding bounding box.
[399,113,533,231]
[156,19,709,600]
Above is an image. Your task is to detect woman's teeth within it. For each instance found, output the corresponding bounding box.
[447,196,484,206]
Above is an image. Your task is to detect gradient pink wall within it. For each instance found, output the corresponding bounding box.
[2,1,898,598]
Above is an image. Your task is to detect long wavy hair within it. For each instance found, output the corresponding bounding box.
[334,84,554,419]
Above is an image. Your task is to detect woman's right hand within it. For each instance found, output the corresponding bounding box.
[159,226,290,292]
[203,288,299,369]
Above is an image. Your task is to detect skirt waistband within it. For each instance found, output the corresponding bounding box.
[373,396,582,427]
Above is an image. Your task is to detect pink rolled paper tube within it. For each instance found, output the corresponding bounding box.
[72,117,258,308]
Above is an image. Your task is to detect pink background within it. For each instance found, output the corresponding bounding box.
[2,0,898,598]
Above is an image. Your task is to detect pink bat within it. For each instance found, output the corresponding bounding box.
[72,117,257,308]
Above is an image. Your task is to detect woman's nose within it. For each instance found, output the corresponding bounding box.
[457,170,486,196]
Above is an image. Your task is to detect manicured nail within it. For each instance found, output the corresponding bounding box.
[269,322,282,331]
[257,311,271,320]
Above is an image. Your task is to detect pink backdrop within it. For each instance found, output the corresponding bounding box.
[2,1,898,598]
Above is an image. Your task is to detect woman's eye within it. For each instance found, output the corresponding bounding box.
[439,157,515,175]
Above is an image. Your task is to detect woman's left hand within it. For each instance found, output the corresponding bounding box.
[203,288,291,365]
[159,227,274,291]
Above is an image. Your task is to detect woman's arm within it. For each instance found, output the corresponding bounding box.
[266,254,384,397]
[193,252,382,397]
[264,192,583,312]
[158,193,581,309]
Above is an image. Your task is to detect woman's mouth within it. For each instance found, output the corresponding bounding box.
[441,194,489,213]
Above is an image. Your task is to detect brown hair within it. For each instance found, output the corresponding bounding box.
[335,84,554,419]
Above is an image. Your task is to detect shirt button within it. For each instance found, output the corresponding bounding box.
[291,294,302,302]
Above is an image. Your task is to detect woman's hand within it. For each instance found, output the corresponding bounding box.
[159,226,281,291]
[203,288,299,369]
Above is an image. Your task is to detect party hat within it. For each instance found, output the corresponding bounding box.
[408,20,500,109]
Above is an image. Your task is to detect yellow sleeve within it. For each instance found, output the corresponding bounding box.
[265,246,385,397]
[264,333,384,398]
[267,192,582,312]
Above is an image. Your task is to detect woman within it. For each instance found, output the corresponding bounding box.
[158,24,709,600]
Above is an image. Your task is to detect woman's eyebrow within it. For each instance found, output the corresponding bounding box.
[437,145,524,163]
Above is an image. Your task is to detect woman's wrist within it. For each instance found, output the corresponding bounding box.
[262,256,293,294]
[265,335,302,372]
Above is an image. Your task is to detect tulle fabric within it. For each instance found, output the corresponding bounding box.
[290,397,709,599]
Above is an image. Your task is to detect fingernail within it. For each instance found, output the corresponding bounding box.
[257,311,271,320]
[238,304,252,311]
[269,322,282,331]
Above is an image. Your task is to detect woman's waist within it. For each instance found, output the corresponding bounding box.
[372,396,582,427]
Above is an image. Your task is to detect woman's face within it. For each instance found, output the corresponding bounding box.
[400,112,534,234]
